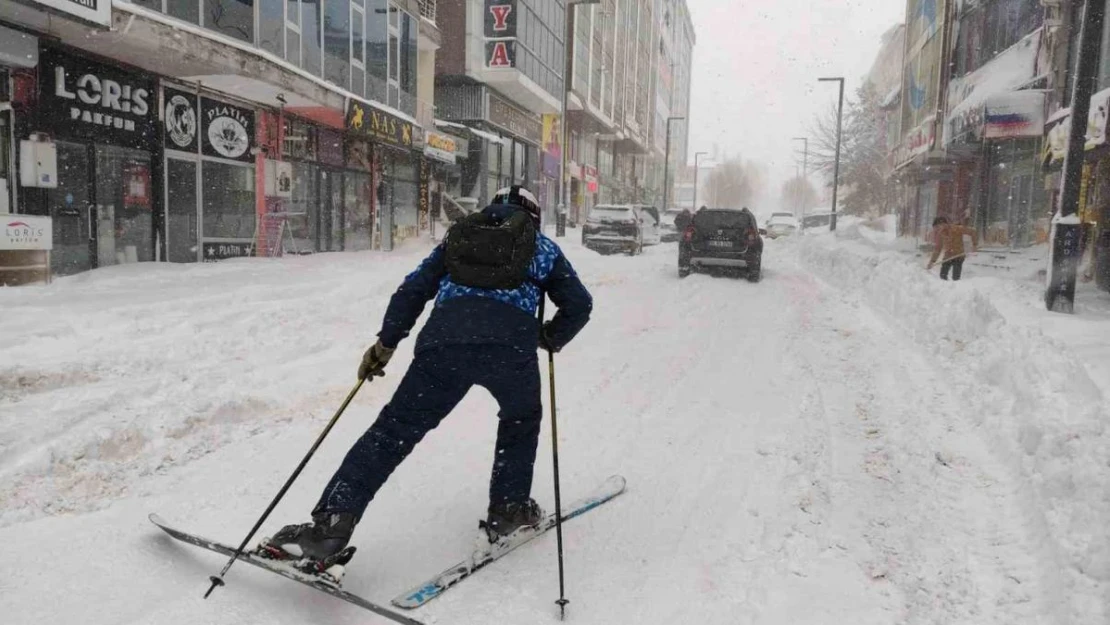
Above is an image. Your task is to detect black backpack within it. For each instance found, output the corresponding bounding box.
[445,209,537,290]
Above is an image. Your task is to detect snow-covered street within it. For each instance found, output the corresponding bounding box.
[3,231,1103,624]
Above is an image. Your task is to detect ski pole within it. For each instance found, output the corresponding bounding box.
[204,376,369,598]
[539,297,570,619]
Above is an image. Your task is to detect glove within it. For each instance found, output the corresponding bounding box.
[539,322,560,353]
[358,340,395,380]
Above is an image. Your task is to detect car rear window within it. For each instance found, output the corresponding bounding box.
[590,207,633,219]
[694,210,753,230]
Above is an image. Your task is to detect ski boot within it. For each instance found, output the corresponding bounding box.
[474,498,545,559]
[257,512,358,586]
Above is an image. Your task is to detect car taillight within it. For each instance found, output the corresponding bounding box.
[683,226,695,242]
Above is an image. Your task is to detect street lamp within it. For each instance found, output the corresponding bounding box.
[693,151,709,211]
[792,136,809,223]
[818,77,845,232]
[558,0,602,236]
[662,116,685,216]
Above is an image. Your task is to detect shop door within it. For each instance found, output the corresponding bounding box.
[1008,174,1033,248]
[166,158,199,262]
[47,141,93,275]
[93,146,154,266]
[319,169,345,251]
[378,175,394,252]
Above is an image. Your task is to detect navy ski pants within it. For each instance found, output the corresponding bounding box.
[313,345,543,520]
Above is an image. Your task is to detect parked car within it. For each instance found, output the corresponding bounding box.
[802,211,835,229]
[766,211,795,226]
[678,207,764,282]
[582,204,644,255]
[766,213,800,238]
[635,205,662,246]
[660,208,685,242]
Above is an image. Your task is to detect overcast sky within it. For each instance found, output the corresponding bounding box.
[685,0,905,203]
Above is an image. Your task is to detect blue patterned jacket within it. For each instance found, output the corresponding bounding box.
[378,204,593,354]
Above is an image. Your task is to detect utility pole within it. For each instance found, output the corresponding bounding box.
[1046,0,1105,313]
[819,77,845,231]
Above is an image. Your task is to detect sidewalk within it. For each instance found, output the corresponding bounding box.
[792,221,1110,622]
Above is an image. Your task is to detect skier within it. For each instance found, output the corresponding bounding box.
[926,216,979,281]
[261,186,593,571]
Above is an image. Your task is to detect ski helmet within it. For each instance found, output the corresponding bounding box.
[492,185,541,225]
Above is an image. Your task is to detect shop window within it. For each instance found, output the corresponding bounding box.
[303,0,324,75]
[168,0,200,23]
[392,156,419,228]
[202,161,256,239]
[96,146,154,265]
[287,162,318,251]
[345,171,372,251]
[283,118,318,160]
[324,0,351,90]
[260,0,285,57]
[205,0,255,43]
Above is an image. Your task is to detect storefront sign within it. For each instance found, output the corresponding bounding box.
[486,41,517,69]
[164,87,199,152]
[424,132,459,164]
[201,98,255,162]
[983,91,1045,140]
[2,215,52,250]
[28,0,110,27]
[39,46,155,150]
[903,116,936,162]
[346,100,414,149]
[203,241,254,260]
[484,0,518,69]
[485,0,517,38]
[488,94,541,144]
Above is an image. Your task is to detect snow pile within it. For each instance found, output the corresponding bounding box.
[795,232,1110,620]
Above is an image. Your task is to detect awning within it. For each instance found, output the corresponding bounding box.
[434,119,509,145]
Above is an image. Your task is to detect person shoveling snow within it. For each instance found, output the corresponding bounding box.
[926,216,979,281]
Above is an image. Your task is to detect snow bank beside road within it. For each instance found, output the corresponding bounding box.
[795,231,1110,620]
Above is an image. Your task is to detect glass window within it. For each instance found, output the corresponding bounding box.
[96,146,155,265]
[513,142,526,184]
[303,0,323,75]
[286,28,302,66]
[260,0,285,57]
[168,0,200,23]
[392,156,418,228]
[283,118,318,160]
[345,171,372,251]
[366,0,388,101]
[287,0,300,25]
[204,0,255,43]
[133,0,161,12]
[324,0,351,89]
[352,6,365,66]
[202,161,256,239]
[389,33,399,81]
[401,12,417,96]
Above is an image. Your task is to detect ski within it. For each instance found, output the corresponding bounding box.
[149,514,425,625]
[391,474,626,610]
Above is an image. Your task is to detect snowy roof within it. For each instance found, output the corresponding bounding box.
[434,119,509,145]
[945,28,1044,129]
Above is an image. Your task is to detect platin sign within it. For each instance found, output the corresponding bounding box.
[202,98,255,161]
[488,94,542,144]
[40,46,155,150]
[2,215,53,250]
[164,88,199,152]
[484,0,517,38]
[203,241,254,260]
[347,100,414,149]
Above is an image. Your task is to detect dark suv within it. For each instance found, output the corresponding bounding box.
[678,207,764,282]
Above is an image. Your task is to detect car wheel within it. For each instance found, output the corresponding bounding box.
[747,265,762,283]
[679,266,691,278]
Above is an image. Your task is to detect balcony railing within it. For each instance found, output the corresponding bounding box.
[418,0,437,21]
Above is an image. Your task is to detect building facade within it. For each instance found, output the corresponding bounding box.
[0,0,441,281]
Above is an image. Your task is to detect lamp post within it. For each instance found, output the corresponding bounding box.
[818,77,845,232]
[792,136,808,221]
[558,0,602,236]
[662,116,685,217]
[692,151,709,210]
